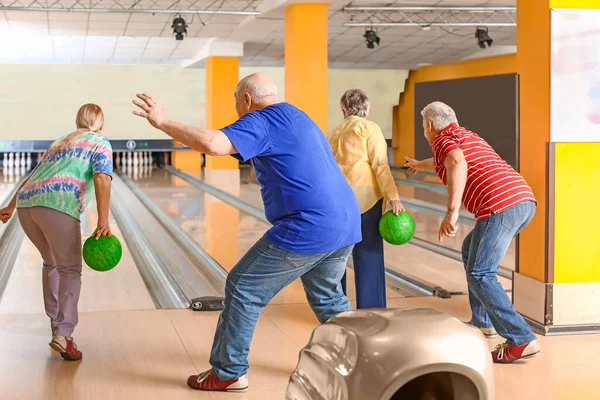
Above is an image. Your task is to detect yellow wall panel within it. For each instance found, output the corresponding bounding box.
[553,142,600,283]
[550,0,600,8]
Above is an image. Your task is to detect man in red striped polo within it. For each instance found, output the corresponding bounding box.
[404,101,540,364]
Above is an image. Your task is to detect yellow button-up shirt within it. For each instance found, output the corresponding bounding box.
[328,116,399,214]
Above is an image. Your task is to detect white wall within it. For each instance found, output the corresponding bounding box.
[0,65,407,141]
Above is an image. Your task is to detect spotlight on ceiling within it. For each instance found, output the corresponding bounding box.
[364,29,380,49]
[475,27,493,49]
[172,15,188,41]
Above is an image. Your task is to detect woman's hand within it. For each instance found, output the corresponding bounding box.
[93,219,112,240]
[390,200,405,215]
[0,206,15,224]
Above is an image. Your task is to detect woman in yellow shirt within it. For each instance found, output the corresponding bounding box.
[329,89,404,309]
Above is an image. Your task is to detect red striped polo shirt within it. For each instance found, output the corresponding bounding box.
[432,123,536,220]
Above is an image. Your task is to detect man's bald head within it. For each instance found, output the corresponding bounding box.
[234,73,279,118]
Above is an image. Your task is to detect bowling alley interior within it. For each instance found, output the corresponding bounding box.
[1,1,600,399]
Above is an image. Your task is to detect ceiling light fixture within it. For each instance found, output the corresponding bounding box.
[172,15,188,41]
[364,29,380,49]
[475,27,493,48]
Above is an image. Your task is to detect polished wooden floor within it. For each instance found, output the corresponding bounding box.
[0,167,598,399]
[1,297,600,400]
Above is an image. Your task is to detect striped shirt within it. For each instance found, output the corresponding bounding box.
[432,123,536,220]
[17,131,113,220]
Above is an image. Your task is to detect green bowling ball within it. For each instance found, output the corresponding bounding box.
[379,211,416,245]
[82,235,122,272]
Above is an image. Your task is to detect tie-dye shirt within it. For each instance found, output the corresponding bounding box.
[16,132,113,220]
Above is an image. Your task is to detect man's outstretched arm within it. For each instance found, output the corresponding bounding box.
[132,93,237,156]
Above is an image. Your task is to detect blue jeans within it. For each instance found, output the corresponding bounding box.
[210,237,353,380]
[462,200,537,345]
[341,198,386,309]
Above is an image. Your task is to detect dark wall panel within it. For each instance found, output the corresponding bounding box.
[414,73,519,169]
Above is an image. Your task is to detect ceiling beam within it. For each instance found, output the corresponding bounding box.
[343,7,516,12]
[344,22,516,27]
[0,7,259,15]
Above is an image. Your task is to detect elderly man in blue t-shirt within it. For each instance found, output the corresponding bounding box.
[133,73,361,393]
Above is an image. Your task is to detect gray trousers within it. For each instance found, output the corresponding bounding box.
[17,206,82,338]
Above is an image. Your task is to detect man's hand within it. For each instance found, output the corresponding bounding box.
[0,206,14,224]
[390,200,405,215]
[93,219,112,240]
[439,211,458,242]
[404,157,422,174]
[132,93,168,130]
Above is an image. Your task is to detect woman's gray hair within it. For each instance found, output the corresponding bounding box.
[340,89,370,118]
[420,101,458,130]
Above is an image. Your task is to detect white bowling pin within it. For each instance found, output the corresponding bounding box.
[127,152,132,166]
[8,153,14,168]
[20,153,25,167]
[2,153,7,169]
[26,153,32,168]
[14,152,20,167]
[133,152,139,167]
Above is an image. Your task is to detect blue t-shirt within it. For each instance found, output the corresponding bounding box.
[221,102,361,254]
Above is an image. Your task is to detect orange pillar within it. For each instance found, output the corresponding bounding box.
[204,56,240,268]
[515,0,550,283]
[205,56,239,170]
[285,4,328,133]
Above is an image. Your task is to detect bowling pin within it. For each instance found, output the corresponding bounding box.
[127,152,132,166]
[26,153,31,168]
[14,152,20,168]
[8,153,14,168]
[133,152,139,167]
[115,152,121,168]
[20,153,25,167]
[2,153,7,169]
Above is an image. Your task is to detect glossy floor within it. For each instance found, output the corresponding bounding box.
[1,296,599,400]
[1,166,593,400]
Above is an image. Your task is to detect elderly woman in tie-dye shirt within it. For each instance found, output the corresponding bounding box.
[0,103,113,361]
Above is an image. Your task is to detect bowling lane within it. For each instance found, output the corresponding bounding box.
[392,168,517,270]
[203,169,512,294]
[129,166,403,304]
[0,197,156,315]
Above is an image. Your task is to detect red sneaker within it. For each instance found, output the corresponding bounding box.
[187,369,249,392]
[49,336,82,361]
[492,340,540,364]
